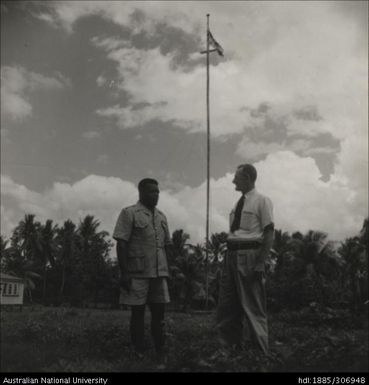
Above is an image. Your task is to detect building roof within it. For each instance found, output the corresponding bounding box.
[0,273,24,282]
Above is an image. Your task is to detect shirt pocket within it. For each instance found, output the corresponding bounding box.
[127,255,145,273]
[135,215,149,228]
[134,213,150,232]
[240,210,256,231]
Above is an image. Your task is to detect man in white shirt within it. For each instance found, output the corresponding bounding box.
[216,164,274,355]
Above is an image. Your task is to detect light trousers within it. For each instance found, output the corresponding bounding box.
[216,249,269,354]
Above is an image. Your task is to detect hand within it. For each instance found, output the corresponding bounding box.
[120,274,132,291]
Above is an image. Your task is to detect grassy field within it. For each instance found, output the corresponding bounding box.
[0,306,368,372]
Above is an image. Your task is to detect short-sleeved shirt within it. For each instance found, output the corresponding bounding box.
[228,189,274,242]
[113,201,172,278]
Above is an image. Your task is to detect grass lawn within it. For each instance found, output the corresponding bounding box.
[0,306,368,372]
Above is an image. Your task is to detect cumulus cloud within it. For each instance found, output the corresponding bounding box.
[1,174,137,239]
[35,3,367,174]
[86,2,367,161]
[1,66,70,122]
[255,151,366,239]
[1,149,367,246]
[36,2,198,35]
[94,44,205,132]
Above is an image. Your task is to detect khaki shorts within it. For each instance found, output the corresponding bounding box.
[119,277,170,306]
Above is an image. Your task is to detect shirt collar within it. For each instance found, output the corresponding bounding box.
[136,201,156,216]
[244,188,256,198]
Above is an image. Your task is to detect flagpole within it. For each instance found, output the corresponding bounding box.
[200,15,223,310]
[205,13,210,310]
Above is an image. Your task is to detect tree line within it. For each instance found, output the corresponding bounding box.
[1,215,115,306]
[1,214,367,313]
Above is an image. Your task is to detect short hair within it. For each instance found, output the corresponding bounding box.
[138,178,159,192]
[237,164,257,182]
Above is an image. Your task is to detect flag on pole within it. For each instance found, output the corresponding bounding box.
[208,30,224,56]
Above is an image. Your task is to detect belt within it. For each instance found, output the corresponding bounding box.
[227,241,261,251]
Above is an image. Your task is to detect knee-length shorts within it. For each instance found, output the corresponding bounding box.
[119,277,170,305]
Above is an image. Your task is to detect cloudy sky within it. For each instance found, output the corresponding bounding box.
[1,1,368,244]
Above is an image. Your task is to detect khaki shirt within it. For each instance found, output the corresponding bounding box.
[113,202,172,278]
[228,189,274,242]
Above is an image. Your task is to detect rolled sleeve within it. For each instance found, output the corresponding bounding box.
[260,197,274,230]
[113,208,133,241]
[162,216,173,246]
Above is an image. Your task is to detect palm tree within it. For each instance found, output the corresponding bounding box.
[39,220,58,303]
[0,235,9,271]
[273,229,290,260]
[12,215,60,303]
[171,229,190,261]
[22,269,42,303]
[168,231,208,311]
[76,215,111,306]
[204,232,228,306]
[339,219,368,312]
[56,220,77,301]
[176,244,206,311]
[268,229,291,275]
[207,232,228,262]
[275,230,343,309]
[0,235,9,252]
[14,214,42,267]
[359,218,368,246]
[167,230,190,309]
[10,215,44,301]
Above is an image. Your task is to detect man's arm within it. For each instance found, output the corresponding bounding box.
[162,216,174,264]
[254,223,274,273]
[116,239,131,291]
[165,244,174,262]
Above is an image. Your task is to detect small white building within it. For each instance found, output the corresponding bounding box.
[0,273,24,306]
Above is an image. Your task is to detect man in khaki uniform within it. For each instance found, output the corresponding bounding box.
[216,164,274,355]
[113,178,172,363]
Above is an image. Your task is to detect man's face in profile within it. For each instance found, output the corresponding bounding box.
[232,168,250,193]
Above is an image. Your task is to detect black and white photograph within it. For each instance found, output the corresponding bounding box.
[0,0,368,377]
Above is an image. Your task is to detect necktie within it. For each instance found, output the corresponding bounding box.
[231,194,245,233]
